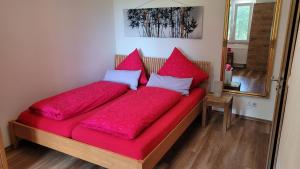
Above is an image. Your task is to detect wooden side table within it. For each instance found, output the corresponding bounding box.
[202,94,233,133]
[0,130,8,169]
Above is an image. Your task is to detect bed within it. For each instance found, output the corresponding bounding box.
[9,55,210,169]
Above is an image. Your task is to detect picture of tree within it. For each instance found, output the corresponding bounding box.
[124,6,203,39]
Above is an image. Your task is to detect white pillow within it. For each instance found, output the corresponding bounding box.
[103,70,141,90]
[146,73,193,95]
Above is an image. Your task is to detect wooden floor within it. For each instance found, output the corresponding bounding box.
[232,69,266,93]
[6,113,271,169]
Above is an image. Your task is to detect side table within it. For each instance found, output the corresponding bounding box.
[202,94,233,133]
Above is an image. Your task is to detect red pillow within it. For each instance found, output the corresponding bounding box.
[158,48,209,88]
[116,49,148,85]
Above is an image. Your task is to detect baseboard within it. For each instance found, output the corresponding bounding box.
[233,114,272,124]
[212,110,272,124]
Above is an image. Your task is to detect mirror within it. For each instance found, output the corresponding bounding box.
[221,0,281,97]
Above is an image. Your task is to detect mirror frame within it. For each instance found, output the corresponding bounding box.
[220,0,282,97]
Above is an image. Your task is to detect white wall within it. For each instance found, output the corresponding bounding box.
[113,0,226,83]
[113,0,291,121]
[0,0,115,147]
[275,23,300,169]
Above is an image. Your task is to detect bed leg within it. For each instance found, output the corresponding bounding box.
[9,121,20,149]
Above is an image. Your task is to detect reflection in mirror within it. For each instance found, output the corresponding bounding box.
[223,0,278,96]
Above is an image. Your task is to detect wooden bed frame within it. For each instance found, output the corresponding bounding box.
[9,55,210,169]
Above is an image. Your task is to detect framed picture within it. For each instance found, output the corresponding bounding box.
[124,6,204,39]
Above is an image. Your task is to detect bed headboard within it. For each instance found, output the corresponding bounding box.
[115,55,211,93]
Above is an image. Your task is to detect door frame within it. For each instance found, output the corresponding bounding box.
[267,0,300,168]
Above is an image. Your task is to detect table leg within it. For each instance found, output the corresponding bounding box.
[228,102,233,128]
[202,101,207,128]
[223,105,229,133]
[208,106,212,114]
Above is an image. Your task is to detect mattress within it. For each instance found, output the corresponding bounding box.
[72,88,205,160]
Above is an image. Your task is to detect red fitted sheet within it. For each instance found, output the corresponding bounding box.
[17,110,95,137]
[72,88,205,160]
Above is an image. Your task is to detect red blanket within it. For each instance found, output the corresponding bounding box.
[30,81,129,120]
[81,87,182,139]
